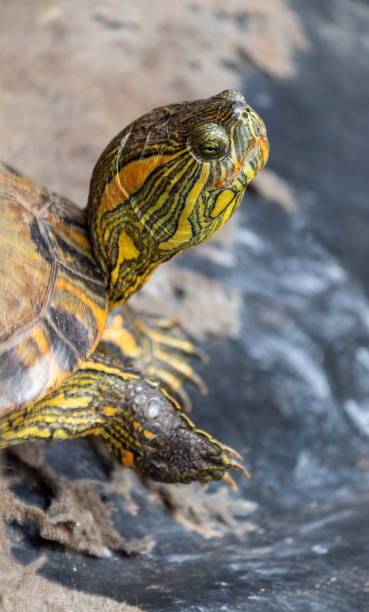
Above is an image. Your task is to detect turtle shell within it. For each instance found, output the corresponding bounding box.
[0,163,108,414]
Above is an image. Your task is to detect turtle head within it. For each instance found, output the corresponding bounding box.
[88,90,268,306]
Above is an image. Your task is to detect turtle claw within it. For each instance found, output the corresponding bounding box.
[222,472,239,492]
[146,317,209,362]
[223,444,243,462]
[190,345,209,363]
[170,386,192,414]
[181,367,208,396]
[229,461,251,480]
[222,447,251,480]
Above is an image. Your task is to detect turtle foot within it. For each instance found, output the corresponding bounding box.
[102,304,208,411]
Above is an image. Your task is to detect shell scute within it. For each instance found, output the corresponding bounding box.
[0,196,52,344]
[0,163,108,414]
[48,267,105,358]
[0,325,50,409]
[0,162,51,213]
[41,317,80,374]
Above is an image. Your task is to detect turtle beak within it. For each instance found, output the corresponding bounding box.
[258,132,269,170]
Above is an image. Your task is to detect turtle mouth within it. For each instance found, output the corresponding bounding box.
[257,133,269,172]
[240,131,269,185]
[211,132,269,191]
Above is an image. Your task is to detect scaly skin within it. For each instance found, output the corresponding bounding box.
[101,303,208,411]
[87,89,268,305]
[0,90,268,485]
[0,350,248,487]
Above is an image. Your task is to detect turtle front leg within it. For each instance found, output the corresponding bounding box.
[0,351,248,487]
[101,303,208,411]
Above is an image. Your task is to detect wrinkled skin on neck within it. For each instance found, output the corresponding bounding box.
[87,90,269,307]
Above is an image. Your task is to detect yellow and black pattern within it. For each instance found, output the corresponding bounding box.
[102,304,208,412]
[0,163,108,414]
[0,349,248,486]
[0,90,268,486]
[87,90,268,305]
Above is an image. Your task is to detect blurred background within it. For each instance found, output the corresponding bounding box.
[1,1,369,610]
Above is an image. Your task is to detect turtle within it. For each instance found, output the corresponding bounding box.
[0,90,268,488]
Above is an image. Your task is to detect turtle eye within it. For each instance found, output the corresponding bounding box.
[198,140,223,158]
[188,123,228,161]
